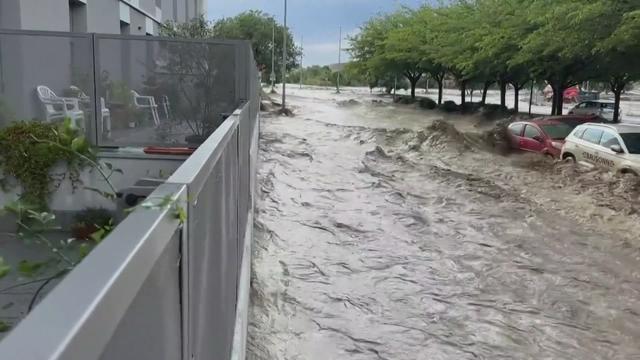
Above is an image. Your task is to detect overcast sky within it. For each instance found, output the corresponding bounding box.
[208,0,433,66]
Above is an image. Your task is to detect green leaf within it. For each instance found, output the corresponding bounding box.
[0,321,10,333]
[17,260,46,278]
[78,243,92,259]
[89,228,106,243]
[0,257,10,279]
[174,205,187,224]
[71,136,89,154]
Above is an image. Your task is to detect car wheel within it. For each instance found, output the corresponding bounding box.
[562,153,576,162]
[620,169,638,177]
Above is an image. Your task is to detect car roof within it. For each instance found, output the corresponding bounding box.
[577,122,640,134]
[527,115,598,124]
[581,100,614,104]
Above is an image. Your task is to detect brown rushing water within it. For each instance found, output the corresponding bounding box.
[248,89,640,360]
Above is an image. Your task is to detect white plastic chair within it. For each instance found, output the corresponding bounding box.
[36,85,85,129]
[131,90,160,126]
[69,85,111,139]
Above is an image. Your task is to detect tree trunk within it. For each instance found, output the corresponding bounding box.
[552,85,565,116]
[499,81,507,107]
[460,81,467,105]
[481,81,491,105]
[514,86,520,113]
[551,91,557,115]
[614,89,623,123]
[410,77,419,99]
[437,80,443,105]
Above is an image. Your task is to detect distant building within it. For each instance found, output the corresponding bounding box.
[0,0,205,35]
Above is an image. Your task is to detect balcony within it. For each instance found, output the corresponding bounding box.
[0,29,259,359]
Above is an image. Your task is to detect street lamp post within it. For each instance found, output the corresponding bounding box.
[270,24,276,91]
[282,0,287,110]
[336,26,342,94]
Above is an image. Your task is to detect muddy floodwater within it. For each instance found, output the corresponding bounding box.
[248,88,640,360]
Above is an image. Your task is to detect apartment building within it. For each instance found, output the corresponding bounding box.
[0,0,205,35]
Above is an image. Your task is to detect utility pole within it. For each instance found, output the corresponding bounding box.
[270,23,276,91]
[299,35,303,89]
[336,26,342,94]
[281,0,288,110]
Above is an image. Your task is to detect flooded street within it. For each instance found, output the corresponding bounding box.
[249,88,640,359]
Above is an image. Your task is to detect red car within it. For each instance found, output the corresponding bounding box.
[507,115,602,158]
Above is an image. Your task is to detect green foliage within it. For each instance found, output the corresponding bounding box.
[161,12,300,82]
[17,260,47,278]
[0,120,94,209]
[72,208,113,229]
[0,257,10,279]
[0,320,10,332]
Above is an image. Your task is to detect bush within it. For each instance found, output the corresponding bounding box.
[439,100,460,112]
[393,95,416,104]
[480,104,510,118]
[418,97,437,110]
[461,102,482,114]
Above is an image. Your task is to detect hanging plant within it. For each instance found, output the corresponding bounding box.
[0,119,95,210]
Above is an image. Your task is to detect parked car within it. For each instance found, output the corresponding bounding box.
[561,123,640,175]
[507,115,603,158]
[568,100,619,122]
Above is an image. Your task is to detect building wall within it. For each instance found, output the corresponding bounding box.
[0,0,201,34]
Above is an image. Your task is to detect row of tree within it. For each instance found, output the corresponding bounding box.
[348,0,640,121]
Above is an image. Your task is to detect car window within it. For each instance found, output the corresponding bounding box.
[540,123,573,140]
[601,103,615,109]
[508,123,524,136]
[582,128,604,144]
[577,103,586,109]
[620,133,640,154]
[586,102,598,108]
[524,125,542,139]
[600,131,621,148]
[573,127,587,139]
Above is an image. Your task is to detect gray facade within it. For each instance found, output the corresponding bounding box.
[0,0,204,35]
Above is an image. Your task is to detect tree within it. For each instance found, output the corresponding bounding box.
[165,12,299,82]
[601,9,640,122]
[348,12,409,96]
[383,9,427,99]
[513,1,597,115]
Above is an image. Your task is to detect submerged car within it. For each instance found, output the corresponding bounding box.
[507,115,602,158]
[568,100,619,122]
[561,123,640,175]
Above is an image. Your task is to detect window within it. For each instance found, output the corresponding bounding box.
[573,127,587,139]
[541,123,573,140]
[577,102,587,109]
[509,123,524,136]
[582,128,604,144]
[586,102,598,108]
[600,103,615,109]
[69,0,87,33]
[524,125,542,139]
[621,133,640,154]
[600,131,621,148]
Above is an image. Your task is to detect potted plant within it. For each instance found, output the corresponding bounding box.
[71,208,114,240]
